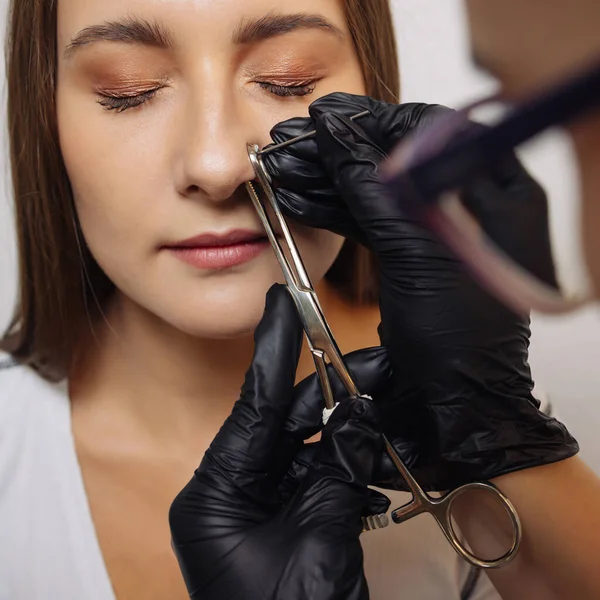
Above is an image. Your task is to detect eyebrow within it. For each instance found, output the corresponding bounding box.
[64,12,345,60]
[64,17,173,59]
[232,12,345,45]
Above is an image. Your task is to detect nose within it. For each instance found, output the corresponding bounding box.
[174,88,257,203]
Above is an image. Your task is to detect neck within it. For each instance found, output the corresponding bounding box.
[69,281,374,457]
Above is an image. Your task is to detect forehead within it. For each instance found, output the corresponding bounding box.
[57,0,350,52]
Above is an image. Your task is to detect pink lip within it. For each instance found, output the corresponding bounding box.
[164,229,270,269]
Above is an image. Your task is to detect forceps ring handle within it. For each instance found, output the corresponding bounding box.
[391,481,522,569]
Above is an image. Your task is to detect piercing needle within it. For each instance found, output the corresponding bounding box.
[257,109,370,157]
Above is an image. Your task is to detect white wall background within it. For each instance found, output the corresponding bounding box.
[1,0,599,471]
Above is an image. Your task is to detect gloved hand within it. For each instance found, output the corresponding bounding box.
[169,284,390,600]
[262,92,579,491]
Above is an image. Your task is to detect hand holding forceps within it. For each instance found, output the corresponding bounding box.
[244,123,522,569]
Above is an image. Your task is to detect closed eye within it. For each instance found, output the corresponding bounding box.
[96,78,317,114]
[258,81,317,97]
[97,88,161,112]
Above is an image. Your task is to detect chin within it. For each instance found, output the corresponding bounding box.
[149,271,287,340]
[175,305,268,340]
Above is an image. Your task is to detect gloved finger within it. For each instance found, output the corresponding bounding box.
[310,111,404,249]
[263,92,446,183]
[267,345,392,489]
[278,440,391,515]
[284,346,392,441]
[205,284,303,485]
[275,187,366,243]
[372,438,422,493]
[265,116,327,190]
[366,488,392,516]
[289,397,383,528]
[261,93,447,242]
[308,92,449,152]
[303,97,555,290]
[262,115,362,241]
[309,110,457,275]
[460,154,558,288]
[265,93,445,163]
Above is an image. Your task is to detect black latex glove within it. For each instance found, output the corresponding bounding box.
[263,92,578,490]
[169,284,389,600]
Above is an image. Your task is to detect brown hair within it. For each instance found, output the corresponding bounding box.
[2,0,400,380]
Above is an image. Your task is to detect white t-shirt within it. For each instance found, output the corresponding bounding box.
[0,357,500,600]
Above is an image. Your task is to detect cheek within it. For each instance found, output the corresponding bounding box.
[317,64,366,98]
[293,224,345,282]
[56,86,173,265]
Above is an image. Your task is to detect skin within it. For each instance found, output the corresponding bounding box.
[55,0,380,598]
[457,3,600,598]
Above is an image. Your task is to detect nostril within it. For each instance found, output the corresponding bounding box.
[186,184,200,194]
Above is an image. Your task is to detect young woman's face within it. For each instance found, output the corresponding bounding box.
[56,0,365,338]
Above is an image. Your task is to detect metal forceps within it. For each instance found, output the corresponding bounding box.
[245,130,522,570]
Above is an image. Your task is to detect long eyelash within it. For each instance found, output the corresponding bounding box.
[97,88,159,112]
[258,82,316,98]
[97,80,314,112]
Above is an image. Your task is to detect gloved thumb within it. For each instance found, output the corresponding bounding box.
[204,284,303,496]
[310,110,404,251]
[290,397,383,531]
[278,441,391,517]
